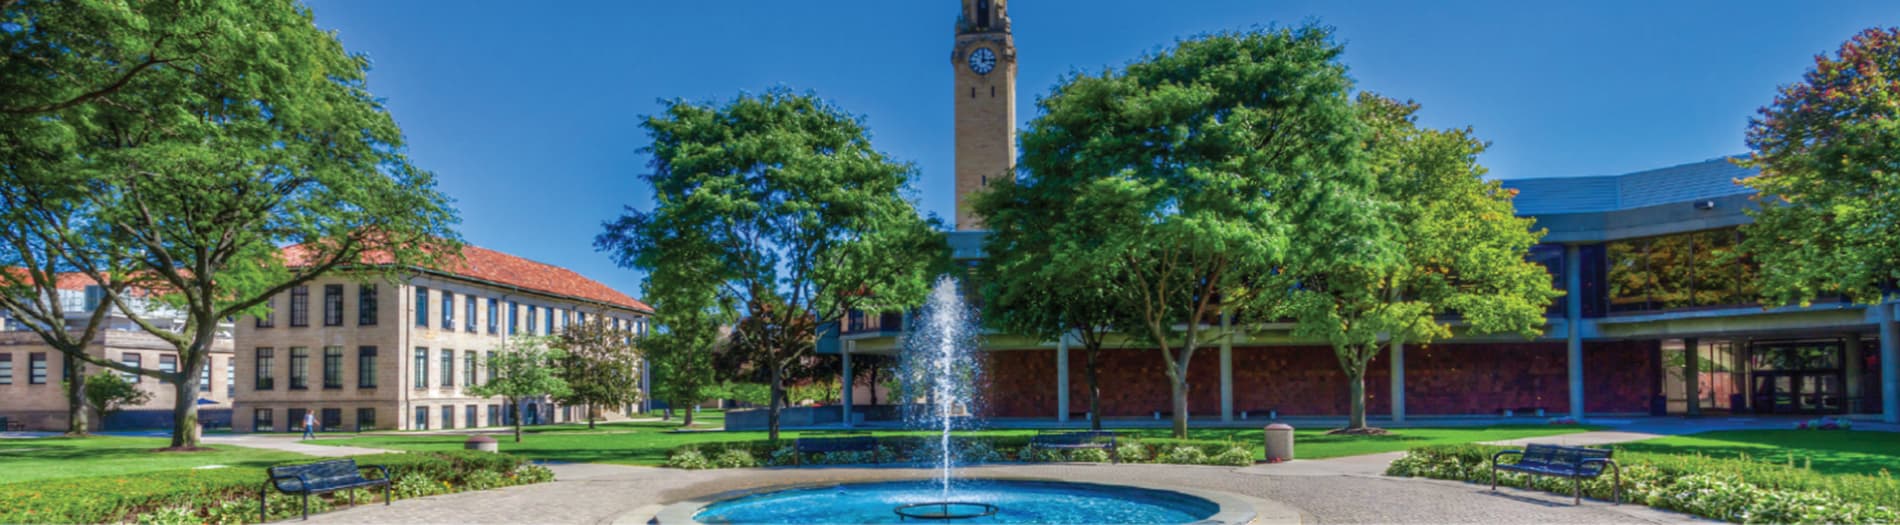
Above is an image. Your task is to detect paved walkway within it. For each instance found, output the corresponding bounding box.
[200,433,394,457]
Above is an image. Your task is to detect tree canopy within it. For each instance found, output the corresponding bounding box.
[470,336,571,443]
[1738,27,1900,306]
[555,319,644,429]
[599,89,948,440]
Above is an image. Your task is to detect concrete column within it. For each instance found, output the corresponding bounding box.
[1220,313,1234,423]
[1056,337,1070,422]
[1880,302,1898,424]
[1565,244,1586,420]
[841,341,854,428]
[1845,334,1863,414]
[1390,342,1406,423]
[1684,337,1701,417]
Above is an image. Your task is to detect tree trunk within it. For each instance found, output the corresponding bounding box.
[1086,345,1102,431]
[511,397,524,442]
[767,363,785,442]
[1169,368,1189,439]
[682,403,695,427]
[167,372,201,449]
[65,355,88,436]
[1346,370,1367,430]
[867,366,881,406]
[587,402,596,429]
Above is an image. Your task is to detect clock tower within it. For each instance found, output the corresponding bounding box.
[952,0,1015,230]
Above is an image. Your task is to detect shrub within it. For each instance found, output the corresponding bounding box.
[1209,446,1256,466]
[1386,444,1900,524]
[1116,441,1150,463]
[1070,448,1111,463]
[133,506,198,525]
[1161,445,1208,465]
[0,451,546,525]
[714,449,758,469]
[666,448,713,469]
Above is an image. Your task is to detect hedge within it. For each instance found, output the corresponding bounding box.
[665,434,1261,469]
[1385,444,1900,524]
[0,451,554,524]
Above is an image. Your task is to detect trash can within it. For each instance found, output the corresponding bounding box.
[465,434,498,453]
[1263,423,1295,461]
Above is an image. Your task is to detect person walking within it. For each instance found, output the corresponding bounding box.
[301,410,318,440]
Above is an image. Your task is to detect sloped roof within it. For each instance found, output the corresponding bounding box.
[282,243,651,313]
[1501,156,1758,215]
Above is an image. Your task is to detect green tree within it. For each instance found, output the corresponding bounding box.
[554,319,643,430]
[1013,27,1370,438]
[1284,94,1556,431]
[0,0,457,449]
[1737,27,1900,307]
[80,370,151,424]
[470,336,572,443]
[645,324,720,427]
[598,90,948,440]
[972,177,1123,430]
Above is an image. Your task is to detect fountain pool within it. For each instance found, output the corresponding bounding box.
[689,480,1221,524]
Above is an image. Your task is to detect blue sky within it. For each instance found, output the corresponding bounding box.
[303,0,1896,298]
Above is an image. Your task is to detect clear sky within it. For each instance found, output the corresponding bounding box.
[302,0,1896,298]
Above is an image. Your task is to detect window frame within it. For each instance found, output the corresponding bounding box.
[288,347,309,390]
[357,346,379,388]
[322,346,344,389]
[359,284,379,326]
[29,352,47,385]
[288,286,310,327]
[255,348,275,390]
[413,347,429,389]
[415,287,430,327]
[322,284,345,326]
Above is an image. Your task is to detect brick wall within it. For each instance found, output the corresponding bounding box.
[978,340,1659,418]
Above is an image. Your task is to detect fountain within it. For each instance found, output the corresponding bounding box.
[678,277,1241,524]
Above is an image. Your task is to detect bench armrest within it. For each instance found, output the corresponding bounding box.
[1491,449,1525,465]
[267,472,310,492]
[360,464,392,481]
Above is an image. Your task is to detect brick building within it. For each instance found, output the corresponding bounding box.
[232,244,650,433]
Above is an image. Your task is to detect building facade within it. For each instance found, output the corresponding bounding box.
[232,245,650,432]
[0,281,236,431]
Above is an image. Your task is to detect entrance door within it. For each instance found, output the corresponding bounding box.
[1750,371,1845,414]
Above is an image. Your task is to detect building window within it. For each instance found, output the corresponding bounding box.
[414,406,429,430]
[546,308,556,334]
[257,296,275,328]
[255,408,275,432]
[358,346,379,388]
[486,350,497,383]
[120,353,139,383]
[414,347,428,389]
[255,348,275,390]
[200,361,212,393]
[509,302,519,335]
[288,408,307,431]
[358,284,379,325]
[442,405,456,429]
[465,405,478,429]
[487,298,500,334]
[288,347,309,389]
[0,353,12,385]
[527,305,538,335]
[442,291,455,330]
[356,408,376,431]
[226,360,234,398]
[1606,228,1759,314]
[159,354,176,377]
[463,351,476,387]
[29,352,47,385]
[321,408,342,429]
[415,287,429,327]
[322,346,343,389]
[487,405,500,427]
[440,349,455,387]
[289,286,309,327]
[466,296,478,332]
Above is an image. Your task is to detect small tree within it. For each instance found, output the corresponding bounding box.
[469,336,571,442]
[81,370,151,424]
[554,319,643,429]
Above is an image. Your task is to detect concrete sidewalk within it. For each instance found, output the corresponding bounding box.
[201,433,395,457]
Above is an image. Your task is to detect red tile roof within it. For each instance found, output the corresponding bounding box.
[281,243,650,313]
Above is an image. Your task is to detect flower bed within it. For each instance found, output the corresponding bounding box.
[664,435,1260,469]
[0,451,554,524]
[1385,444,1899,524]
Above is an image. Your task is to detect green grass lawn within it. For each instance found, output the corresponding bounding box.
[1617,430,1900,477]
[0,436,312,484]
[313,418,1596,466]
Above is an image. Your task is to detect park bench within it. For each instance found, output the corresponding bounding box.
[1030,430,1118,462]
[793,436,880,466]
[1491,443,1620,505]
[261,458,392,520]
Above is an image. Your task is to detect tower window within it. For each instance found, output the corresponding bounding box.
[976,0,991,29]
[969,87,975,98]
[991,86,996,97]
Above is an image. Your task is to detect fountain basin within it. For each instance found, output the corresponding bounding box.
[670,479,1254,524]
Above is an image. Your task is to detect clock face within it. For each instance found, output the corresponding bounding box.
[968,47,996,75]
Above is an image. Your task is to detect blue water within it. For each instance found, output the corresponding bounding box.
[693,480,1220,524]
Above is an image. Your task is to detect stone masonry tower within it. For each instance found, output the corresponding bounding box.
[952,0,1016,230]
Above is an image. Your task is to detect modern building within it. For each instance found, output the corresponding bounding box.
[814,0,1898,426]
[232,244,651,433]
[0,275,237,431]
